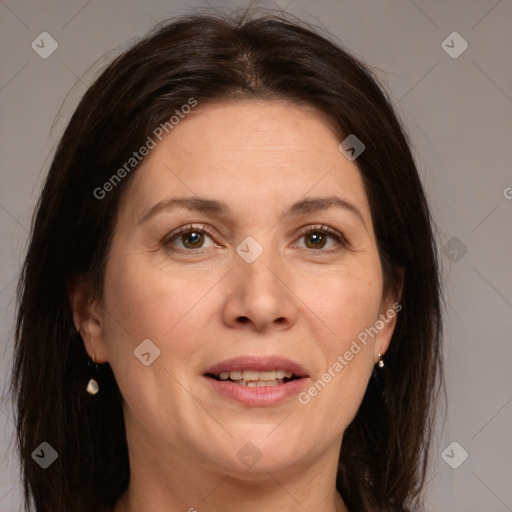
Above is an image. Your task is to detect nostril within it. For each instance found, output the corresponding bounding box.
[238,316,250,323]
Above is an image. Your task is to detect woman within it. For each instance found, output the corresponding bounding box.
[13,10,443,512]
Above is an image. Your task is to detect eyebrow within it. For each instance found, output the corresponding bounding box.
[139,195,367,229]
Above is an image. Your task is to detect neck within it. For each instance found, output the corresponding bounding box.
[113,423,349,512]
[115,480,347,512]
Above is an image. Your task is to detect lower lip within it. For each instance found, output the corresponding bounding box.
[204,376,308,406]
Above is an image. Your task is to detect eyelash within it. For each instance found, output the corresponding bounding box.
[163,223,348,254]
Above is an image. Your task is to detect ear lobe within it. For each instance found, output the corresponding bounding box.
[375,270,404,361]
[66,275,108,363]
[376,301,400,349]
[387,266,404,306]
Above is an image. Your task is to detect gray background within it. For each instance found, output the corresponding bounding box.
[1,0,511,510]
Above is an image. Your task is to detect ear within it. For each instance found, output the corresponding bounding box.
[66,275,109,363]
[374,268,404,363]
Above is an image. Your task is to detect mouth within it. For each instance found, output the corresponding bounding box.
[205,369,302,387]
[203,356,309,405]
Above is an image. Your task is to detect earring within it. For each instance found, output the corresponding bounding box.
[86,353,99,395]
[377,352,384,368]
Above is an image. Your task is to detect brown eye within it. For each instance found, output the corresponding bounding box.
[180,231,205,249]
[164,225,218,252]
[293,225,347,252]
[304,231,327,249]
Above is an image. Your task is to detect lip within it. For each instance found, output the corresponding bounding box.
[204,355,309,377]
[204,355,310,406]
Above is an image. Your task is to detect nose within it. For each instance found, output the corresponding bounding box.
[221,245,300,333]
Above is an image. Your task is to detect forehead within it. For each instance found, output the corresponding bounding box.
[160,99,341,160]
[120,99,371,221]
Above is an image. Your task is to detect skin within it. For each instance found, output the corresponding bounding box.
[70,99,400,512]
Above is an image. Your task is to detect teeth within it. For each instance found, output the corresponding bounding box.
[229,370,243,380]
[258,380,278,387]
[259,370,277,380]
[213,369,299,386]
[242,379,283,387]
[242,370,259,381]
[220,369,296,381]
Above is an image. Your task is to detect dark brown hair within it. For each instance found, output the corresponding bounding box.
[13,9,443,512]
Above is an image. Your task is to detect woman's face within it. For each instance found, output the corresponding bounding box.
[80,99,398,478]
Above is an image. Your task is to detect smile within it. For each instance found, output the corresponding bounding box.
[204,356,309,405]
[207,369,300,387]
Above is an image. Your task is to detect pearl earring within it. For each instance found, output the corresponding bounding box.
[377,352,384,368]
[86,353,99,395]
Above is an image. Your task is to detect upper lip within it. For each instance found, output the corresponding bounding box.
[204,356,309,377]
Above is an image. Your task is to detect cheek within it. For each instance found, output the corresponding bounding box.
[297,276,381,434]
[300,264,383,351]
[293,261,382,421]
[99,255,215,433]
[101,251,213,344]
